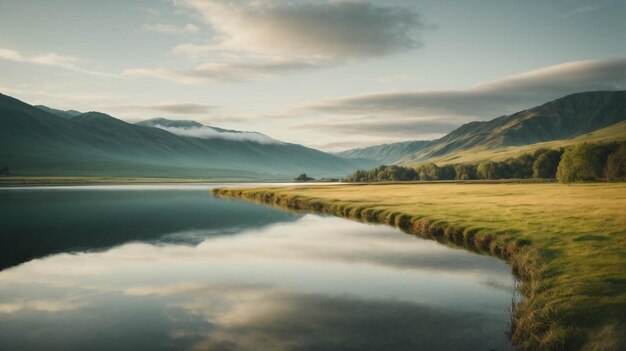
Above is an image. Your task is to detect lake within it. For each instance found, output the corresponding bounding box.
[0,184,515,350]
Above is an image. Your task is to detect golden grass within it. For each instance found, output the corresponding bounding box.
[213,183,626,350]
[403,121,626,165]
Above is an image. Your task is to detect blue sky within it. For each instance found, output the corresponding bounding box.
[1,0,624,150]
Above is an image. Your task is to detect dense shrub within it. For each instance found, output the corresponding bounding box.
[295,173,315,181]
[556,142,620,183]
[532,149,563,179]
[606,144,626,181]
[454,164,477,180]
[417,163,439,180]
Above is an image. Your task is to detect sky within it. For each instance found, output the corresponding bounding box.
[0,0,624,151]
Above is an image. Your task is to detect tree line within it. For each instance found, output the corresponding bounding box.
[345,141,626,183]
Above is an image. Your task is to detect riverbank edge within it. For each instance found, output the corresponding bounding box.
[213,187,590,350]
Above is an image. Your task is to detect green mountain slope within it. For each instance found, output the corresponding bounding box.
[339,91,625,165]
[412,120,626,165]
[0,93,375,178]
[35,105,82,119]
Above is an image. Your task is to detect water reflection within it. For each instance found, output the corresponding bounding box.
[0,187,514,350]
[0,186,300,270]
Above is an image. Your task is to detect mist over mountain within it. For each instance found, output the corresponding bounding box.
[339,91,625,165]
[137,118,282,144]
[0,93,374,179]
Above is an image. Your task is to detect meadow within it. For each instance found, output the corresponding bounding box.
[214,183,626,350]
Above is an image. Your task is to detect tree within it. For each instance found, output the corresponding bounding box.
[532,149,562,178]
[506,153,535,178]
[477,160,498,179]
[0,167,9,175]
[417,163,439,180]
[295,173,314,181]
[606,143,626,181]
[438,164,456,180]
[556,143,607,182]
[454,164,477,180]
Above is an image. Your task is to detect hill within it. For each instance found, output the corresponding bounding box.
[339,91,625,165]
[35,105,82,119]
[336,140,431,165]
[0,92,375,179]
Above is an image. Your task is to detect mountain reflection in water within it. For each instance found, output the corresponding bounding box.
[0,186,514,351]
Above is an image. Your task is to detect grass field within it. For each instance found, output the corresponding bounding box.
[213,183,626,350]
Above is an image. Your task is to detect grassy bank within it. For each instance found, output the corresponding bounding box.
[213,183,626,350]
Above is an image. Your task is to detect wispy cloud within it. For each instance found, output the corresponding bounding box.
[123,58,331,83]
[112,102,215,115]
[0,46,115,77]
[146,120,282,144]
[125,0,425,83]
[558,5,601,18]
[299,59,625,139]
[142,23,199,34]
[378,74,415,84]
[307,59,625,117]
[0,85,117,111]
[293,118,459,139]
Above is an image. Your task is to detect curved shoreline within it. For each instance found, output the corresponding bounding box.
[213,185,625,350]
[213,187,542,349]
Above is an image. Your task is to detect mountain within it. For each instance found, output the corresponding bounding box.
[0,92,375,178]
[137,117,281,144]
[339,91,626,165]
[35,105,82,119]
[423,120,626,165]
[336,140,431,165]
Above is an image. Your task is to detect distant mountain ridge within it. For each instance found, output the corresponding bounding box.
[0,93,375,178]
[35,105,82,119]
[339,91,626,165]
[336,140,431,165]
[137,117,281,144]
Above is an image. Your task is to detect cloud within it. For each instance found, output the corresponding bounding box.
[123,58,329,83]
[294,118,459,139]
[125,0,425,83]
[176,0,424,58]
[148,121,282,144]
[0,46,114,77]
[378,74,415,84]
[294,59,625,142]
[558,5,601,18]
[115,102,215,114]
[307,59,626,118]
[142,23,200,34]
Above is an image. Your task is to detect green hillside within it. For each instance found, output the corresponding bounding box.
[339,91,625,166]
[406,120,626,165]
[0,92,375,178]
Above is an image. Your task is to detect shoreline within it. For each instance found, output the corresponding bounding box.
[212,184,626,350]
[0,176,561,187]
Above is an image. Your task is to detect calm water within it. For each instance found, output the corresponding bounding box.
[0,185,514,350]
